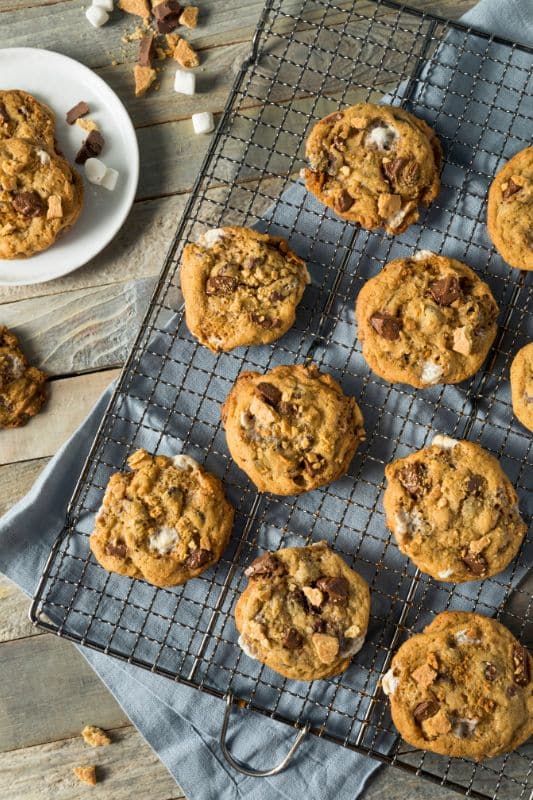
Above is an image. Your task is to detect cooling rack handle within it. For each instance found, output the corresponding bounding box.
[220,692,310,777]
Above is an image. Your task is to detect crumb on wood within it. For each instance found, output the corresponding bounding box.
[134,64,157,96]
[179,6,199,28]
[73,765,97,786]
[173,38,200,68]
[81,725,112,747]
[119,0,151,20]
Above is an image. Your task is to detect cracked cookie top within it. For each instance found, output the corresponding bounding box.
[382,611,533,760]
[304,103,442,234]
[510,342,533,432]
[383,436,527,582]
[0,90,56,148]
[487,146,533,271]
[181,226,310,352]
[90,449,234,587]
[0,325,47,428]
[235,541,370,680]
[355,252,499,387]
[221,363,365,495]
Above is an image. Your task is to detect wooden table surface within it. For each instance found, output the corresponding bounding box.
[0,1,478,797]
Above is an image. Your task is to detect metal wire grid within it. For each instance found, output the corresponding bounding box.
[31,1,532,797]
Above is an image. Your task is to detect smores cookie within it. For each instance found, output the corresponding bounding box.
[510,343,533,432]
[0,90,56,148]
[221,364,365,495]
[90,449,234,587]
[0,325,47,428]
[235,541,370,680]
[355,252,499,387]
[304,103,442,234]
[383,435,527,582]
[181,226,310,352]
[382,611,533,760]
[487,147,533,271]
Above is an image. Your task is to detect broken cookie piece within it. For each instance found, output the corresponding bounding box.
[134,65,157,96]
[179,5,198,27]
[172,37,200,68]
[119,0,151,19]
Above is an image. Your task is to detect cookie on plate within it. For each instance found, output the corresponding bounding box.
[304,103,442,234]
[0,89,56,148]
[181,226,310,352]
[221,363,365,495]
[382,611,533,760]
[487,147,533,271]
[383,435,527,582]
[235,541,371,680]
[90,449,234,587]
[0,325,47,428]
[355,252,499,387]
[510,343,533,432]
[0,138,83,259]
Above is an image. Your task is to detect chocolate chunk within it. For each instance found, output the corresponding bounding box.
[413,699,440,723]
[244,553,281,579]
[156,14,181,32]
[269,290,284,302]
[430,275,460,306]
[512,644,530,686]
[245,256,264,270]
[153,0,181,18]
[282,628,303,650]
[507,685,517,697]
[12,191,45,217]
[382,157,420,186]
[138,34,155,68]
[313,619,328,634]
[75,130,105,165]
[334,189,354,213]
[370,312,401,341]
[256,382,281,407]
[316,576,349,604]
[105,542,127,558]
[250,313,281,329]
[502,178,521,200]
[0,102,9,125]
[66,101,90,125]
[205,275,236,295]
[484,662,497,681]
[466,473,486,495]
[399,463,426,496]
[186,548,212,570]
[462,553,487,576]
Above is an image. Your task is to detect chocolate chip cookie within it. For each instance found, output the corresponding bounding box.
[221,364,365,495]
[90,449,234,587]
[235,541,370,680]
[304,103,442,234]
[181,226,310,352]
[487,147,533,271]
[355,252,499,387]
[510,343,533,432]
[0,90,56,148]
[383,435,527,582]
[382,611,533,760]
[0,325,47,428]
[0,138,83,259]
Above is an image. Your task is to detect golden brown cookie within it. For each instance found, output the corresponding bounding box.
[181,227,310,352]
[235,541,370,680]
[487,147,533,271]
[90,449,234,587]
[0,138,83,259]
[355,252,499,387]
[383,435,527,582]
[221,364,365,495]
[382,611,533,760]
[510,343,533,432]
[0,325,47,428]
[304,103,442,234]
[0,90,56,148]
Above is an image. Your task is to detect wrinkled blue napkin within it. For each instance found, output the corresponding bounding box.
[1,1,532,799]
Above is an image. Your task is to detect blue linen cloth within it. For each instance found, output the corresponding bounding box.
[1,1,531,798]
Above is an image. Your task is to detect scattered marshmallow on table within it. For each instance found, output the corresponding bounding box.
[85,158,119,191]
[192,112,215,134]
[174,69,196,96]
[85,5,109,26]
[92,0,114,10]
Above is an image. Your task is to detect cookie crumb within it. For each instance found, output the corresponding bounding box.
[47,195,63,219]
[73,765,97,786]
[179,5,199,28]
[134,64,157,95]
[76,118,99,133]
[173,38,200,68]
[119,0,151,19]
[81,725,112,747]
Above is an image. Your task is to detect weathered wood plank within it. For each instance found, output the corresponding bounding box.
[0,634,127,752]
[0,370,120,467]
[0,575,36,643]
[0,725,184,800]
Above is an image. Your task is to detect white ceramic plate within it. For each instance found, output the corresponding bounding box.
[0,47,139,285]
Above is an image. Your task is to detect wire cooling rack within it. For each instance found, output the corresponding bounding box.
[31,1,532,797]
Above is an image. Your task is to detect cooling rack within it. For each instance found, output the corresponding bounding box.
[31,1,533,797]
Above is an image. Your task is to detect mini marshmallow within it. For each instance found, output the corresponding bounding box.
[101,167,119,191]
[174,69,196,96]
[172,454,199,471]
[85,157,107,184]
[382,668,399,696]
[413,250,435,261]
[432,434,459,450]
[420,360,444,385]
[237,634,257,660]
[85,4,109,26]
[92,0,114,9]
[192,111,215,135]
